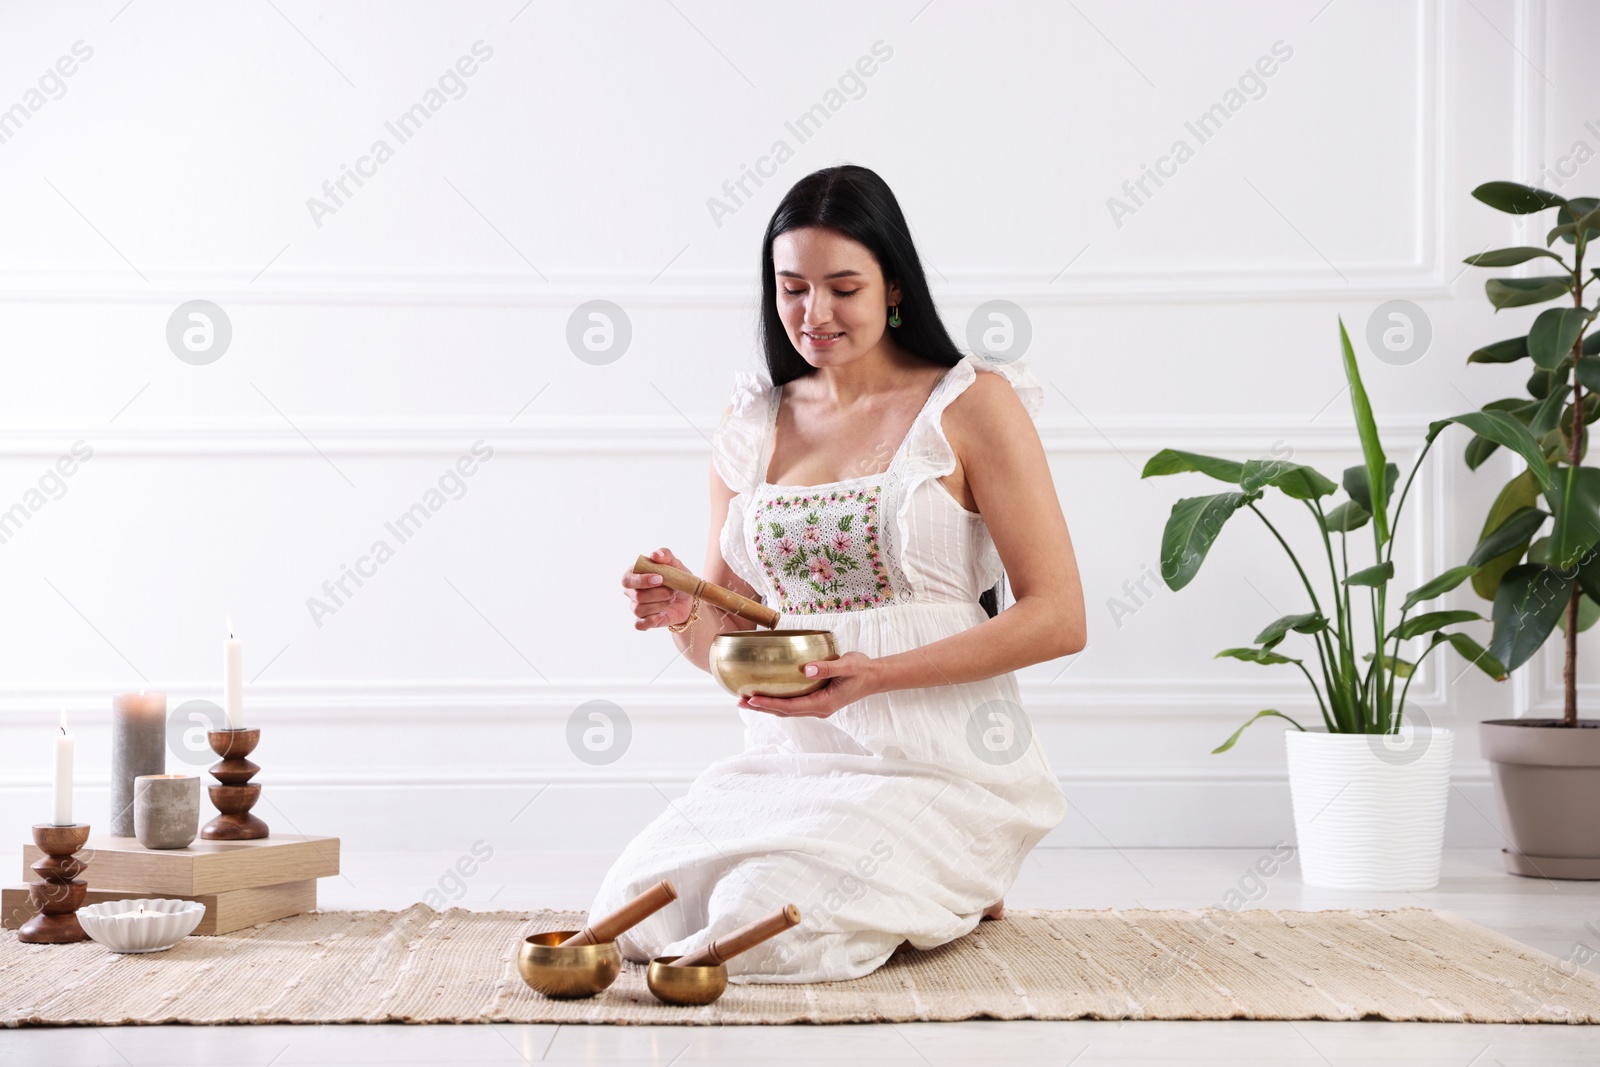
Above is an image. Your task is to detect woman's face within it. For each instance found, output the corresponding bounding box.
[771,226,903,367]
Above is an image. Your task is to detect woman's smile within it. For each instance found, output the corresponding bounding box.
[803,329,845,348]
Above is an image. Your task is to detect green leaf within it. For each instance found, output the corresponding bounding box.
[1543,465,1600,569]
[1238,459,1339,500]
[1342,462,1399,516]
[1472,181,1566,214]
[1587,332,1600,357]
[1467,506,1548,568]
[1215,646,1298,666]
[1465,435,1501,470]
[1345,561,1395,587]
[1362,651,1415,678]
[1323,500,1371,533]
[1528,307,1592,370]
[1468,336,1530,364]
[1530,382,1573,437]
[1211,709,1307,755]
[1426,410,1554,491]
[1253,612,1328,650]
[1578,356,1600,394]
[1141,449,1244,483]
[1158,491,1260,592]
[1489,563,1572,671]
[1402,565,1481,611]
[1392,610,1484,641]
[1463,246,1567,267]
[1339,317,1389,544]
[1439,632,1508,681]
[1556,591,1600,634]
[1578,548,1600,604]
[1486,276,1574,309]
[1472,471,1544,601]
[1528,366,1555,399]
[1548,198,1600,245]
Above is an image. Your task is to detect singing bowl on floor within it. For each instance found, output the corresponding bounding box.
[709,629,839,699]
[647,955,729,1006]
[517,930,622,998]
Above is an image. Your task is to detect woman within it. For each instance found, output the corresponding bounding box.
[594,164,1086,983]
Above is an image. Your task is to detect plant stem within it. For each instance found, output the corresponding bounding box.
[1248,503,1324,615]
[1294,660,1336,732]
[1565,235,1587,729]
[1249,501,1349,731]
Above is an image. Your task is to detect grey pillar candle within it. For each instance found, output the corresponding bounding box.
[134,774,200,849]
[111,692,166,836]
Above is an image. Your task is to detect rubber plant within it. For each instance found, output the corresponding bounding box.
[1142,318,1554,753]
[1457,182,1599,726]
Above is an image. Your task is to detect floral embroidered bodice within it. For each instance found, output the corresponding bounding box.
[751,484,894,615]
[713,353,1046,618]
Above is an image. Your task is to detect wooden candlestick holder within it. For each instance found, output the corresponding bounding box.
[201,728,269,841]
[18,823,92,944]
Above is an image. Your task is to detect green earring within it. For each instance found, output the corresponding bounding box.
[888,304,902,328]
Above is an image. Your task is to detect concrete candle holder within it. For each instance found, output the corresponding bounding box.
[134,774,201,849]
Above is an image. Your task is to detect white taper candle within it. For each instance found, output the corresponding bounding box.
[224,616,243,730]
[53,708,74,826]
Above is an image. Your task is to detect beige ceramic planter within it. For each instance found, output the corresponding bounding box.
[1480,718,1600,880]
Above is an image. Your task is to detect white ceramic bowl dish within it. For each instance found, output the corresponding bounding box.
[78,898,205,953]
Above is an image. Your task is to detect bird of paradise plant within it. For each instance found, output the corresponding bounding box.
[1142,318,1555,753]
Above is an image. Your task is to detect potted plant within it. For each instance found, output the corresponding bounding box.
[1142,319,1553,890]
[1456,181,1600,879]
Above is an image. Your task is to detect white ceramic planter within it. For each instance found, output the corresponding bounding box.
[1284,725,1454,890]
[78,898,204,953]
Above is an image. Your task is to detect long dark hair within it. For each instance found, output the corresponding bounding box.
[758,165,965,386]
[757,164,1002,619]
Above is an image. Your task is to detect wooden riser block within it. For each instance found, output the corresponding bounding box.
[21,834,339,895]
[3,879,317,935]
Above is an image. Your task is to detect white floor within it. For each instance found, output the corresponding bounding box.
[5,847,1599,1066]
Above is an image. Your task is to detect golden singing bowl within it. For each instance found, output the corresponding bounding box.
[709,629,839,699]
[647,955,729,1006]
[517,930,622,998]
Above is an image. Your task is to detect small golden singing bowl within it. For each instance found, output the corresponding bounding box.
[517,930,622,998]
[647,955,729,1006]
[709,629,839,699]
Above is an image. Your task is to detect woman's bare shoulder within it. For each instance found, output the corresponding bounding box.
[942,365,1034,442]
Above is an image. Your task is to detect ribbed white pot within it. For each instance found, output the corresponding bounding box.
[1284,726,1454,890]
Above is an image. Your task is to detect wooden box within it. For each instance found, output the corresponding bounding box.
[9,833,339,934]
[3,879,317,936]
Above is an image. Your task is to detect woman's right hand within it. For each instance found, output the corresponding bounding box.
[623,547,694,631]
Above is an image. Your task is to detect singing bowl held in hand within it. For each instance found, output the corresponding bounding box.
[709,629,839,699]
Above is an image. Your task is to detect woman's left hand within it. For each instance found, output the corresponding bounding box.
[737,651,882,719]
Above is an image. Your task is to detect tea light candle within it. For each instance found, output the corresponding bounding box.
[223,617,243,730]
[53,708,74,826]
[111,690,166,837]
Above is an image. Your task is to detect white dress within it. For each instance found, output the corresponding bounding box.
[587,351,1068,984]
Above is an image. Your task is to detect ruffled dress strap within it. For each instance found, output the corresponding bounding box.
[711,365,777,496]
[895,353,1045,598]
[711,365,777,599]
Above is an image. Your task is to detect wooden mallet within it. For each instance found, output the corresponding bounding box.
[559,879,678,946]
[670,904,802,967]
[632,555,780,629]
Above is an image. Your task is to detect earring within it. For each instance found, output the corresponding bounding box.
[888,304,902,328]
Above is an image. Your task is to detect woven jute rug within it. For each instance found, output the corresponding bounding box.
[4,905,1598,1026]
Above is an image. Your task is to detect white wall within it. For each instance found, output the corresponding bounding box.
[1,0,1595,854]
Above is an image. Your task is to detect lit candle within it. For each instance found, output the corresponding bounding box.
[224,616,243,730]
[53,708,74,826]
